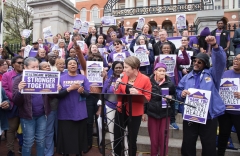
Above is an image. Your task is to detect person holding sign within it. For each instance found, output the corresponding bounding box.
[108,39,130,66]
[176,36,226,156]
[131,35,154,76]
[217,54,240,156]
[56,58,90,156]
[114,56,152,156]
[144,63,175,156]
[12,57,56,156]
[138,24,155,46]
[84,26,99,47]
[100,24,123,44]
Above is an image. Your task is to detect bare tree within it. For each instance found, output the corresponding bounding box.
[3,0,33,43]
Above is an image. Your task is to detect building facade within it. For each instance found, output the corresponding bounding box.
[75,0,240,36]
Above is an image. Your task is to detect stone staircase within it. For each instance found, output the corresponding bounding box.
[93,113,240,156]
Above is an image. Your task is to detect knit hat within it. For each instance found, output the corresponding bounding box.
[191,53,210,68]
[154,63,167,71]
[200,27,210,36]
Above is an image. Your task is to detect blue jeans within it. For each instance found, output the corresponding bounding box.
[45,110,58,156]
[20,115,47,156]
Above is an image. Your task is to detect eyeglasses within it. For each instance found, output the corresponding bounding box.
[92,58,102,61]
[193,59,203,64]
[114,43,120,46]
[16,62,24,65]
[234,57,240,62]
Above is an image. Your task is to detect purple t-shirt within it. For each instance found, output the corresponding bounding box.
[32,94,45,117]
[58,73,90,121]
[29,49,38,57]
[189,37,199,53]
[222,70,240,115]
[102,77,118,109]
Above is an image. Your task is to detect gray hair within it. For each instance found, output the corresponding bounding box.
[135,35,149,48]
[47,52,55,57]
[39,62,48,70]
[24,57,39,67]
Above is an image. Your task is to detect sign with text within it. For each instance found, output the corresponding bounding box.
[113,53,126,62]
[21,70,60,94]
[133,45,149,66]
[22,29,32,38]
[183,88,211,124]
[161,88,169,108]
[176,14,186,29]
[159,54,177,77]
[86,61,103,87]
[43,26,53,39]
[101,16,116,26]
[73,18,82,30]
[24,45,32,58]
[79,21,89,35]
[136,17,145,31]
[219,78,240,110]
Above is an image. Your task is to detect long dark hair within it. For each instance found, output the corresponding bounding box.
[107,61,124,88]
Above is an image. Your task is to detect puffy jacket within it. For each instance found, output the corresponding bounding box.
[177,46,226,119]
[153,40,176,56]
[12,76,51,119]
[145,75,176,119]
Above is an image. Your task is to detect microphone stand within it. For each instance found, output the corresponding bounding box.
[118,81,195,156]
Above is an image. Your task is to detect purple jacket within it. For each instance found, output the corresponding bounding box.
[12,76,51,119]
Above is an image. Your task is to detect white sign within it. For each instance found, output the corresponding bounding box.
[219,78,240,111]
[43,26,53,39]
[176,14,186,30]
[76,41,85,51]
[79,21,90,35]
[133,45,149,66]
[24,45,32,58]
[183,88,211,124]
[136,17,145,31]
[73,18,82,30]
[101,16,116,26]
[22,29,32,38]
[159,54,177,77]
[86,61,103,87]
[113,53,126,62]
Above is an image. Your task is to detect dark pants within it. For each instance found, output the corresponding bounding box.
[217,113,240,156]
[181,119,217,156]
[113,110,142,156]
[170,102,176,123]
[86,95,99,147]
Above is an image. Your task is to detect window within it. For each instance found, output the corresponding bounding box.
[192,0,200,2]
[136,0,143,7]
[118,3,125,9]
[150,0,157,6]
[164,0,171,5]
[91,6,99,22]
[178,0,186,4]
[80,8,87,21]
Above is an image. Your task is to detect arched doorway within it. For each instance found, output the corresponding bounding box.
[162,20,173,37]
[148,21,158,31]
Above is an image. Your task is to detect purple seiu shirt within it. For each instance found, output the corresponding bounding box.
[102,77,118,109]
[189,36,200,53]
[222,70,240,115]
[29,49,38,57]
[58,74,90,121]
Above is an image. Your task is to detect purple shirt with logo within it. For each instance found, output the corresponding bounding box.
[102,77,118,109]
[58,74,90,121]
[29,49,38,57]
[32,94,45,117]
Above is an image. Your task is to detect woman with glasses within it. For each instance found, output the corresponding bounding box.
[176,36,198,78]
[57,57,90,156]
[130,35,154,76]
[144,63,175,156]
[108,39,130,67]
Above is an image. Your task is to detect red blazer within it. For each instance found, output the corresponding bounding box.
[115,72,152,116]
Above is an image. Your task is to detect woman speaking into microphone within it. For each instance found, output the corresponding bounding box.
[113,56,152,156]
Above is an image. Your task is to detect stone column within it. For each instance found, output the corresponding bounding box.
[188,0,193,3]
[143,0,148,6]
[32,19,42,41]
[158,0,162,5]
[229,0,233,9]
[173,0,176,4]
[129,0,134,7]
[67,22,73,33]
[234,0,238,8]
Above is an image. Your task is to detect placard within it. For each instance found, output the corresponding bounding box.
[43,26,53,39]
[79,21,89,35]
[73,18,82,30]
[22,29,32,38]
[183,88,211,124]
[86,61,103,87]
[101,16,116,26]
[76,41,85,51]
[113,53,126,62]
[176,14,186,29]
[133,45,149,66]
[219,78,240,110]
[98,48,107,55]
[159,54,177,77]
[21,70,60,94]
[178,50,193,69]
[136,17,145,31]
[161,88,169,108]
[24,45,32,58]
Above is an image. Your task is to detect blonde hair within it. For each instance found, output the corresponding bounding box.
[124,56,140,70]
[55,58,65,65]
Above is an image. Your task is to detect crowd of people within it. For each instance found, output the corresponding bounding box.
[0,19,239,156]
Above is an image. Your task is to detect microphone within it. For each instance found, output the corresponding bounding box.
[115,73,124,90]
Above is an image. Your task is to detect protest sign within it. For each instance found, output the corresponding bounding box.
[101,16,116,26]
[183,88,211,124]
[219,78,240,110]
[86,61,103,87]
[136,17,145,31]
[43,26,53,39]
[21,70,60,94]
[73,18,82,30]
[159,54,177,77]
[176,14,186,29]
[113,53,126,62]
[79,21,89,35]
[178,50,193,69]
[76,41,85,51]
[98,48,107,55]
[133,45,149,66]
[22,29,32,38]
[24,45,32,58]
[161,88,169,108]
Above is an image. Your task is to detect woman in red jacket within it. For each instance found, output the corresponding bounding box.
[114,56,152,156]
